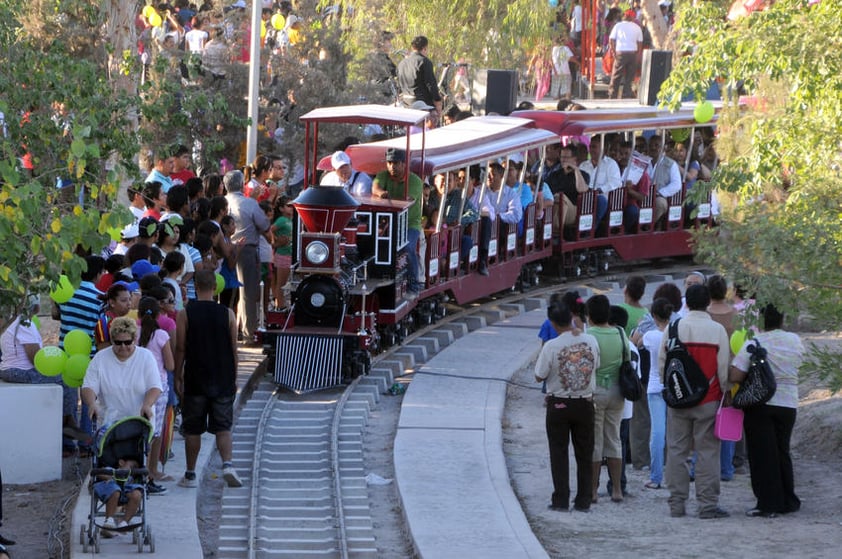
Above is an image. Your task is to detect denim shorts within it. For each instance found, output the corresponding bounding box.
[93,480,144,504]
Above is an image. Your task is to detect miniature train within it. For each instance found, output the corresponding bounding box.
[259,104,718,392]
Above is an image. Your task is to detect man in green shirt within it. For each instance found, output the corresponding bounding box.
[372,148,424,295]
[618,275,650,470]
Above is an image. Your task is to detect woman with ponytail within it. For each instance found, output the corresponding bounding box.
[137,296,174,492]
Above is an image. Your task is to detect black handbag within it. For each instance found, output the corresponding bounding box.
[732,338,777,409]
[616,327,643,401]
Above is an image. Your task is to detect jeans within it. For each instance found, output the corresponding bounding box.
[648,392,667,484]
[720,440,735,480]
[596,194,608,223]
[406,227,421,291]
[623,205,640,233]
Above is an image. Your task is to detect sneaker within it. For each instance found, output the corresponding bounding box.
[699,507,730,519]
[0,533,15,546]
[178,473,198,488]
[145,480,168,495]
[223,466,243,488]
[102,517,119,530]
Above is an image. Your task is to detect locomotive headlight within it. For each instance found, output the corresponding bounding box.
[310,292,326,307]
[305,240,330,265]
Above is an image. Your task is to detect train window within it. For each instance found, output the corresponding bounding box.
[375,213,393,266]
[355,212,372,236]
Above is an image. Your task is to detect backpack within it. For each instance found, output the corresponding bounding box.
[616,327,643,402]
[661,319,712,409]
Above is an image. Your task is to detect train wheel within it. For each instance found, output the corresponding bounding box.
[381,325,397,348]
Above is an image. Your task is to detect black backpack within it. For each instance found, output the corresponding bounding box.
[661,319,713,409]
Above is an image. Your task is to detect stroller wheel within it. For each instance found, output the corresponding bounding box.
[148,533,156,553]
[132,529,138,544]
[80,524,87,546]
[94,536,101,553]
[137,532,144,553]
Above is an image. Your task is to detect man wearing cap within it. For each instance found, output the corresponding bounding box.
[320,151,373,196]
[608,10,643,99]
[114,223,140,256]
[397,36,442,113]
[409,101,439,132]
[372,148,424,294]
[225,170,270,343]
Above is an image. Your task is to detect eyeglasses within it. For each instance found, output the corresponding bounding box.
[112,339,134,346]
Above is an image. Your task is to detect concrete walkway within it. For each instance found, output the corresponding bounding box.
[394,309,549,559]
[70,346,265,558]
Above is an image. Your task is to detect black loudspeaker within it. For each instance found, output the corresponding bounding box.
[479,69,518,115]
[638,50,672,106]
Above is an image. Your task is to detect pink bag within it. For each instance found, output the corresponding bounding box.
[714,395,744,442]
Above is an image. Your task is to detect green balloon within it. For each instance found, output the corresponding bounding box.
[215,272,225,295]
[32,315,41,330]
[730,329,748,356]
[694,101,715,124]
[34,346,68,377]
[64,354,91,382]
[64,329,93,356]
[62,369,84,388]
[50,275,75,304]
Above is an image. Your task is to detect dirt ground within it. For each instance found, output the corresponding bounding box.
[503,332,842,559]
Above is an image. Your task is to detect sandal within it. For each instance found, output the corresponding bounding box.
[644,481,661,489]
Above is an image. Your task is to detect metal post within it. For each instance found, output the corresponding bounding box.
[245,0,262,166]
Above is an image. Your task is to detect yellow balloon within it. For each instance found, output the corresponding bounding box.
[271,13,286,31]
[261,20,267,39]
[730,329,748,356]
[149,11,163,27]
[142,5,155,18]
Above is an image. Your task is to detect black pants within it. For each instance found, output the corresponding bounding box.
[744,404,800,513]
[546,396,595,510]
[608,51,638,99]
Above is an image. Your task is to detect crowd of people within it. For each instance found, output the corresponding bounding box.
[527,0,678,101]
[534,273,805,519]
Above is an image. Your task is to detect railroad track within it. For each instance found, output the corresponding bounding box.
[212,263,705,558]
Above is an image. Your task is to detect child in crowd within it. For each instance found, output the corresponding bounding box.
[93,457,145,534]
[136,297,174,492]
[272,196,293,310]
[160,250,186,312]
[258,200,275,319]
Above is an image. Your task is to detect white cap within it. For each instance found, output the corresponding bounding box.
[121,223,140,239]
[659,0,671,6]
[330,151,352,170]
[508,153,525,165]
[410,100,434,111]
[232,0,247,8]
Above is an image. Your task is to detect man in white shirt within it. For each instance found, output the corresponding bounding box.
[608,10,644,99]
[570,0,583,44]
[579,141,621,227]
[647,135,682,225]
[184,18,209,53]
[319,151,372,196]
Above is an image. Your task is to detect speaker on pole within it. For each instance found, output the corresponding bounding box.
[481,69,519,115]
[638,50,672,106]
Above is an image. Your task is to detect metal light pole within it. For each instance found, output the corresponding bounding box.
[246,0,262,165]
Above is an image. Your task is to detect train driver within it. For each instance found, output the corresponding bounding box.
[320,151,373,196]
[372,148,424,295]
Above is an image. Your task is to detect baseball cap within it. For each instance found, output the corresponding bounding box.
[113,280,140,293]
[330,151,352,170]
[625,9,637,17]
[507,153,525,167]
[121,223,140,240]
[410,100,434,111]
[161,213,184,227]
[385,148,406,163]
[131,259,160,280]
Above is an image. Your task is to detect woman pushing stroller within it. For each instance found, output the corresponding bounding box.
[81,317,163,532]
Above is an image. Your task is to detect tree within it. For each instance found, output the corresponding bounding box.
[658,0,842,387]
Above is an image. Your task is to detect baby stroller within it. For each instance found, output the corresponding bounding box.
[80,416,155,553]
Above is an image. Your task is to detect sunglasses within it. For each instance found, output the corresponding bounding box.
[160,299,175,305]
[112,339,134,346]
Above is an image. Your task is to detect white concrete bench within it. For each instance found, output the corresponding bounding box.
[0,380,62,483]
